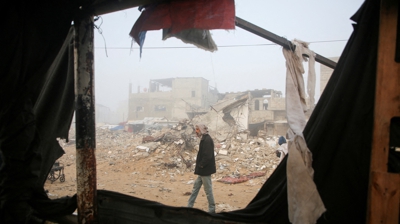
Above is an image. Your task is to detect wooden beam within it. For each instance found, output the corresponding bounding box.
[367,0,400,223]
[235,16,337,69]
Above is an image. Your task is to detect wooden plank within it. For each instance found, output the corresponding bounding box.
[367,0,400,223]
[368,172,400,224]
[370,0,400,178]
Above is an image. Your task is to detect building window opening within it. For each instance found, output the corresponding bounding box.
[155,105,166,111]
[136,106,144,112]
[192,91,195,97]
[255,100,260,110]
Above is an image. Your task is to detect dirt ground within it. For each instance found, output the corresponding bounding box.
[44,139,278,213]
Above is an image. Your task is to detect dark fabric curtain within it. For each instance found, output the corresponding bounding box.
[33,28,76,187]
[0,1,77,223]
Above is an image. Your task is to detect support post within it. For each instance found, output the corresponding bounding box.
[367,0,400,223]
[235,16,337,69]
[74,15,97,224]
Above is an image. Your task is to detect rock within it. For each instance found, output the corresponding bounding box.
[266,141,276,148]
[174,139,184,145]
[218,150,228,155]
[238,133,248,141]
[186,180,194,185]
[136,146,149,152]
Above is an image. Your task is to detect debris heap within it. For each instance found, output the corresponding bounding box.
[60,119,282,184]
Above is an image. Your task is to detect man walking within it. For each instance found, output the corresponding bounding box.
[187,124,216,213]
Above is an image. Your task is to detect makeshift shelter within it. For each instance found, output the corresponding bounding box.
[1,0,399,223]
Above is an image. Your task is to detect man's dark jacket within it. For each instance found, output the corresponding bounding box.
[194,134,216,176]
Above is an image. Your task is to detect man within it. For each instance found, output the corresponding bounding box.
[187,124,216,213]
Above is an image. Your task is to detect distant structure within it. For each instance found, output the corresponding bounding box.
[128,77,220,121]
[127,71,331,136]
[96,104,120,124]
[320,56,339,96]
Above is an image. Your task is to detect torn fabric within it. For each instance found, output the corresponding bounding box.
[286,136,325,224]
[163,28,218,52]
[129,0,234,55]
[283,39,325,224]
[138,31,147,58]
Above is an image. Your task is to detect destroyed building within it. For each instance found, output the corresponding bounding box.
[193,88,317,138]
[193,56,341,138]
[128,77,220,121]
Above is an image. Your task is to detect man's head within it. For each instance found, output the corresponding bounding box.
[195,124,208,138]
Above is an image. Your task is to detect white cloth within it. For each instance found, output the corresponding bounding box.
[283,39,325,224]
[287,136,325,224]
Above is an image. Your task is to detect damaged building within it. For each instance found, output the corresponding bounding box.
[128,80,316,139]
[204,89,288,137]
[128,77,220,121]
[192,88,316,141]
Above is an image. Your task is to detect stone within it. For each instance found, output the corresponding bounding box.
[239,133,248,141]
[219,150,228,155]
[174,139,184,145]
[186,180,194,185]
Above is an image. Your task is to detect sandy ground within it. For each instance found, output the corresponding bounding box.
[44,144,276,213]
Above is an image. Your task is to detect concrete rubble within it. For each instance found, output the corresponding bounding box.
[61,119,283,184]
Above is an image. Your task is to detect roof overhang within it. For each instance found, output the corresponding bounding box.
[92,0,166,16]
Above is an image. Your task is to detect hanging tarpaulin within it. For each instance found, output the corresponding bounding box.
[129,0,235,56]
[162,29,218,53]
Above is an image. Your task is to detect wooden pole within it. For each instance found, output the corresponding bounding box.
[74,15,98,224]
[367,0,400,223]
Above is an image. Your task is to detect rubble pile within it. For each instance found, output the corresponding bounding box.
[61,120,282,183]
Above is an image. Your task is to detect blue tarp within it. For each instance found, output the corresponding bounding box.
[110,125,124,131]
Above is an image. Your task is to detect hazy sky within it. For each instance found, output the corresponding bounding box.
[94,0,364,111]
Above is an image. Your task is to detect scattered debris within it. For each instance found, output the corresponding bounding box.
[218,176,250,184]
[59,119,282,185]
